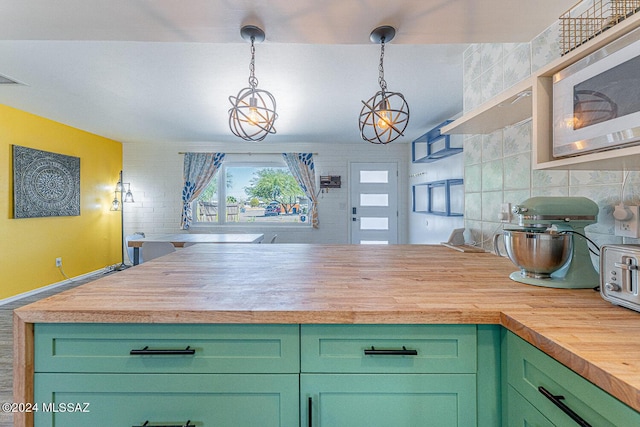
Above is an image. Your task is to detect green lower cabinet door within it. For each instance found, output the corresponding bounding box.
[506,385,555,427]
[34,373,299,427]
[301,374,476,427]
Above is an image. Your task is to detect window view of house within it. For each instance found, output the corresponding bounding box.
[194,164,310,225]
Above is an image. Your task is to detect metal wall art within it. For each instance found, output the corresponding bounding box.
[12,145,80,218]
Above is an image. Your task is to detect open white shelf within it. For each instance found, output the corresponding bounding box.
[443,12,640,170]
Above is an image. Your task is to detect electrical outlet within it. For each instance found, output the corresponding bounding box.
[499,203,512,222]
[615,205,640,238]
[55,257,62,267]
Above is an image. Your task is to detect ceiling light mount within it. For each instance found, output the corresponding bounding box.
[228,25,277,142]
[369,25,396,44]
[240,25,265,43]
[359,25,409,145]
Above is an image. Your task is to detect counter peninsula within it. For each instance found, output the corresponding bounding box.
[13,244,640,426]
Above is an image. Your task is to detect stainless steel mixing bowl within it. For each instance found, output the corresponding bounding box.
[501,230,573,278]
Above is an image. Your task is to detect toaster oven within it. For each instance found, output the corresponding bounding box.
[600,244,640,312]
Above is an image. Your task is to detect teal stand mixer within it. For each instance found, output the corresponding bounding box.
[498,197,600,289]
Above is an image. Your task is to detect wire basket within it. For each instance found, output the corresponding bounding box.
[560,0,640,54]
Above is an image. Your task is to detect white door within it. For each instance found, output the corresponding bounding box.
[350,162,398,244]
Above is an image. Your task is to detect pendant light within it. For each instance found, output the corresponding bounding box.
[359,26,410,144]
[228,25,278,141]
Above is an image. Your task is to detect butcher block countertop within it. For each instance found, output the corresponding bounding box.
[13,244,640,414]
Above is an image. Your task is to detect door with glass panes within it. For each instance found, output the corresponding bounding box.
[350,162,398,244]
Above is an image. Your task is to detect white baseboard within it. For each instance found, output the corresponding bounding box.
[0,269,104,307]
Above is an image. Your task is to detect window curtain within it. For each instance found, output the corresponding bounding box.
[180,152,225,229]
[282,153,319,229]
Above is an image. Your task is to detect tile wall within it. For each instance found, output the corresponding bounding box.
[462,14,640,260]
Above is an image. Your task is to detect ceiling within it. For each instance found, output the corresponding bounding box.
[0,0,577,145]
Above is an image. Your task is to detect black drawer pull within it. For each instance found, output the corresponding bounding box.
[130,346,196,356]
[308,397,313,427]
[134,421,193,427]
[538,386,592,427]
[364,346,418,356]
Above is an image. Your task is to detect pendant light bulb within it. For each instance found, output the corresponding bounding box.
[376,99,392,130]
[248,97,260,126]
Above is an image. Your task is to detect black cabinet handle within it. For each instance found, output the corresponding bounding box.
[364,346,418,356]
[130,346,196,355]
[538,386,592,427]
[133,421,193,427]
[308,397,313,427]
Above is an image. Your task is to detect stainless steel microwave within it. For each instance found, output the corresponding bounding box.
[553,26,640,158]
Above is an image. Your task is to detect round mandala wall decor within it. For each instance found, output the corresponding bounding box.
[12,145,80,218]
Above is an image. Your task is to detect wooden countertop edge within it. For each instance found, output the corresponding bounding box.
[13,309,503,325]
[501,312,640,412]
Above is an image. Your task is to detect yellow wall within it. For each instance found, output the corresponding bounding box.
[0,105,122,300]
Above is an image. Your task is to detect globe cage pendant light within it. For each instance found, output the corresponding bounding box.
[359,26,410,144]
[228,25,278,141]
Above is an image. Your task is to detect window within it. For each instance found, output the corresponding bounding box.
[194,162,310,226]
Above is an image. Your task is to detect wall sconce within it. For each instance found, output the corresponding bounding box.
[110,170,134,270]
[228,25,278,141]
[359,26,410,144]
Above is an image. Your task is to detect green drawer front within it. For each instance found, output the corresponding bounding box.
[34,373,299,427]
[301,373,476,426]
[35,323,299,373]
[506,332,640,427]
[301,324,476,373]
[506,385,555,427]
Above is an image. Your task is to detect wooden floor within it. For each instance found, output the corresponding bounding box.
[0,273,108,427]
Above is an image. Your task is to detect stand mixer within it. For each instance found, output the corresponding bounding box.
[498,196,599,288]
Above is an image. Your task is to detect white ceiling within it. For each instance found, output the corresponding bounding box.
[0,0,577,145]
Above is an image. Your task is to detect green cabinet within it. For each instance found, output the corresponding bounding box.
[503,331,640,427]
[34,323,300,373]
[300,324,491,427]
[301,374,476,427]
[505,384,555,427]
[29,323,640,426]
[34,373,299,426]
[33,324,300,427]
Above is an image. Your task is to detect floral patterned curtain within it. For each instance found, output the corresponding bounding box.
[282,153,319,228]
[180,152,225,229]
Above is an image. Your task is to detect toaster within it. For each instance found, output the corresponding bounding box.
[600,244,640,313]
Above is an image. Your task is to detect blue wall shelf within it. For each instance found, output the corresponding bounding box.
[412,179,464,216]
[412,120,463,163]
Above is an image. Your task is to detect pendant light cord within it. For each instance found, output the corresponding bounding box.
[248,36,259,89]
[378,37,387,93]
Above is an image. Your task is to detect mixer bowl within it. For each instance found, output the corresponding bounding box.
[503,230,573,278]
